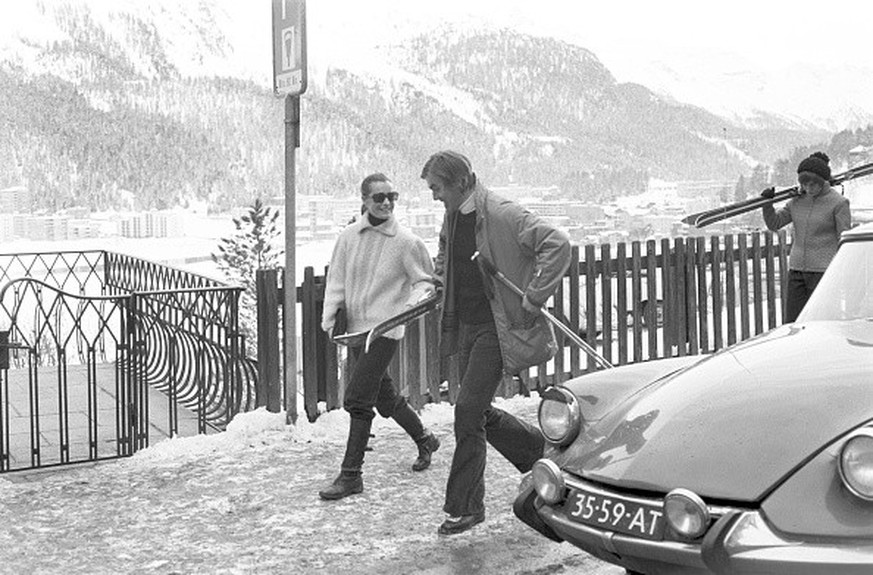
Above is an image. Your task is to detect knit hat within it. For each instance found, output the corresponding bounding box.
[796,151,831,182]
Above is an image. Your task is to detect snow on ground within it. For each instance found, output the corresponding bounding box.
[0,395,622,575]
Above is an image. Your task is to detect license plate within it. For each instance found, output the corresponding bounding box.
[566,487,665,541]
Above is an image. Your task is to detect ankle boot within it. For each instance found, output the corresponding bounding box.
[318,471,363,500]
[318,417,372,500]
[412,430,440,472]
[391,400,438,471]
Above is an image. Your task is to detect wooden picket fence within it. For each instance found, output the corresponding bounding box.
[266,230,789,422]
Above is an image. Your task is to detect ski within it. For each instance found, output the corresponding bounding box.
[332,329,369,348]
[682,160,873,228]
[332,292,441,350]
[364,292,441,352]
[682,188,797,228]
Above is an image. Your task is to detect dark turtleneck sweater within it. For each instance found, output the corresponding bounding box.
[451,210,493,324]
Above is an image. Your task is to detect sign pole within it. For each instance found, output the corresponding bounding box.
[284,95,299,424]
[272,0,307,424]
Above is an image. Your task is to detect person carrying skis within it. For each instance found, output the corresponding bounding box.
[318,172,440,501]
[761,151,851,323]
[421,150,571,535]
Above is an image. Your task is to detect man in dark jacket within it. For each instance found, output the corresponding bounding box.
[422,151,571,535]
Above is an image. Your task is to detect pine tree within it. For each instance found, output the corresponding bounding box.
[212,199,283,357]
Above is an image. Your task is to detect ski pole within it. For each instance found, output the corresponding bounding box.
[471,251,613,370]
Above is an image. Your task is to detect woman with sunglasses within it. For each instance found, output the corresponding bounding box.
[319,172,439,500]
[760,151,852,323]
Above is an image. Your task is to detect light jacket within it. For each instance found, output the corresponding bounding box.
[435,185,571,374]
[322,214,434,340]
[763,188,851,272]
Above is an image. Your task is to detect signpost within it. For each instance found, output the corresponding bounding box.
[272,0,307,97]
[272,0,307,424]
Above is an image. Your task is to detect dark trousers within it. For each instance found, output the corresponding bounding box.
[785,270,824,323]
[344,337,403,421]
[341,337,425,473]
[443,321,544,517]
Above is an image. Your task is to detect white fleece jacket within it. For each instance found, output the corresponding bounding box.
[321,215,434,340]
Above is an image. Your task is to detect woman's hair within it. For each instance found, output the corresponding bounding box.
[360,172,390,196]
[420,150,477,192]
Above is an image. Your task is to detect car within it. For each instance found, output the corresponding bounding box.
[513,222,873,575]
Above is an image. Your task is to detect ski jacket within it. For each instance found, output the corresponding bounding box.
[435,185,571,374]
[322,215,434,340]
[763,188,851,272]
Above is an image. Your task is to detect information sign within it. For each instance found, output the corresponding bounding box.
[272,0,307,97]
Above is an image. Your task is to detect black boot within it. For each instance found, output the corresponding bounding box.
[392,400,439,471]
[318,417,371,501]
[412,430,440,472]
[318,471,363,500]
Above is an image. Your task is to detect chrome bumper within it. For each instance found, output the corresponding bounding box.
[515,473,873,575]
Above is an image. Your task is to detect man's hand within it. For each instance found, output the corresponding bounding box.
[522,294,541,314]
[760,186,775,199]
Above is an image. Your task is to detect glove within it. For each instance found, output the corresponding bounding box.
[760,186,775,199]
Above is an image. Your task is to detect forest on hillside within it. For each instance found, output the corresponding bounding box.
[1,12,868,215]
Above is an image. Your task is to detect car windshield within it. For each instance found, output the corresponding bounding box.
[798,241,873,322]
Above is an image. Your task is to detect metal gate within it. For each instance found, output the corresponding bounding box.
[0,251,258,474]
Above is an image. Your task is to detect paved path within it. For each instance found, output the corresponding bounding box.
[2,363,200,471]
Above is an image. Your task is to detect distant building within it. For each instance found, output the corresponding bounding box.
[849,144,873,166]
[519,200,567,217]
[490,185,561,203]
[119,211,184,238]
[648,179,732,199]
[565,203,606,223]
[268,194,361,230]
[0,186,30,214]
[25,214,70,241]
[68,219,100,240]
[11,214,28,239]
[0,214,13,242]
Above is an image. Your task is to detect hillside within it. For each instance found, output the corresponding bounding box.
[0,1,836,213]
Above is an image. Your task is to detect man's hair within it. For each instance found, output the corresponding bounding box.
[360,172,390,196]
[420,151,477,192]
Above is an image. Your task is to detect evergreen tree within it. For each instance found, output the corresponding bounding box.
[212,199,283,357]
[733,174,746,202]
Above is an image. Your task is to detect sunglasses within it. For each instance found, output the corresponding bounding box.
[369,192,399,203]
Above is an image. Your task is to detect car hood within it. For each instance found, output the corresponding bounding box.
[561,320,873,502]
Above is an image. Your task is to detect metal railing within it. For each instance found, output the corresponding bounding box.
[0,251,257,472]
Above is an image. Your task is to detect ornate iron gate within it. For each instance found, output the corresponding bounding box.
[0,251,257,474]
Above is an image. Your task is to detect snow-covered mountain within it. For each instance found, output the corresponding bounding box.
[606,47,873,132]
[5,0,870,133]
[0,0,852,214]
[0,0,266,83]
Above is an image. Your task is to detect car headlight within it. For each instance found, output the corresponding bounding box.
[538,386,583,447]
[664,488,710,539]
[839,429,873,500]
[531,459,565,504]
